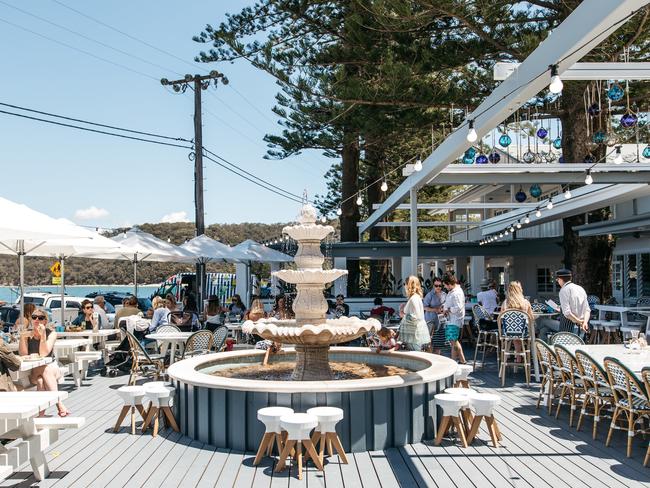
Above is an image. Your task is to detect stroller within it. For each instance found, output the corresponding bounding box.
[100,321,143,378]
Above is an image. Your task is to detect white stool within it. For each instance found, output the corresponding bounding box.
[142,385,178,437]
[253,407,294,465]
[454,364,473,388]
[114,386,147,434]
[306,407,348,464]
[444,388,478,433]
[275,413,323,479]
[467,393,502,447]
[434,393,470,447]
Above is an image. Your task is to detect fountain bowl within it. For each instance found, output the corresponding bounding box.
[167,347,457,453]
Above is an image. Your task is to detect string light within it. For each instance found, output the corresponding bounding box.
[499,232,503,238]
[167,237,171,243]
[320,216,326,223]
[535,208,542,218]
[466,120,478,143]
[585,170,593,185]
[549,64,563,94]
[564,188,572,199]
[524,214,530,224]
[516,221,522,229]
[380,181,388,192]
[356,194,363,205]
[504,229,509,235]
[413,159,423,172]
[509,225,515,232]
[614,145,623,165]
[546,199,554,210]
[336,208,342,216]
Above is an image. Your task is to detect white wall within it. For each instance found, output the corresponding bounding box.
[511,254,563,299]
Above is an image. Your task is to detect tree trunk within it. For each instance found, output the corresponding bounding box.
[559,82,612,298]
[365,135,389,295]
[340,125,360,296]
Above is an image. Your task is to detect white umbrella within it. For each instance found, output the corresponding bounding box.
[233,239,293,263]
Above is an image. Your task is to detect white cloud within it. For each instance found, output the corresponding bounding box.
[74,206,109,220]
[160,211,190,223]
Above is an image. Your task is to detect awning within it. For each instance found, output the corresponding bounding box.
[574,212,650,237]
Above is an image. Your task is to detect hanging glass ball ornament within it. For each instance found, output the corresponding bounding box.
[552,137,562,149]
[522,151,536,164]
[592,130,606,144]
[536,128,548,139]
[643,145,650,159]
[587,103,601,116]
[529,184,542,198]
[488,152,501,164]
[465,147,477,158]
[586,141,599,152]
[476,154,488,164]
[462,155,474,164]
[620,112,638,128]
[543,151,556,163]
[559,155,566,164]
[583,154,595,164]
[605,132,619,147]
[498,134,512,147]
[607,83,624,102]
[514,189,527,203]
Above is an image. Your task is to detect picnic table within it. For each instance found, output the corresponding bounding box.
[9,356,54,386]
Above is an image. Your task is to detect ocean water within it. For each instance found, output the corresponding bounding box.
[0,285,160,304]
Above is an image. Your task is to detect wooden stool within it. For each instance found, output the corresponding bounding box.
[253,407,294,465]
[434,393,470,448]
[114,386,147,434]
[454,364,473,388]
[306,407,348,464]
[275,413,323,479]
[466,392,502,447]
[444,387,479,434]
[142,384,179,437]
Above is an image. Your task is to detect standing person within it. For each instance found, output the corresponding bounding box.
[72,300,98,330]
[398,276,430,351]
[424,277,447,354]
[334,294,350,317]
[442,274,467,364]
[93,296,110,329]
[477,280,499,315]
[537,269,590,340]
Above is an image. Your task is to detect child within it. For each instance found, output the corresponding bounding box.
[255,339,282,366]
[376,327,398,353]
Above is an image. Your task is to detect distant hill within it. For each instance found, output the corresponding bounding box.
[0,221,291,286]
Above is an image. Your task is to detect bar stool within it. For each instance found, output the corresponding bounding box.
[142,384,179,437]
[444,387,479,434]
[306,406,348,464]
[253,407,294,465]
[275,413,323,479]
[454,364,473,388]
[466,393,502,447]
[114,385,147,434]
[434,393,469,448]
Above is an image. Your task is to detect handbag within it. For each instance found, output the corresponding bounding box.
[399,313,429,348]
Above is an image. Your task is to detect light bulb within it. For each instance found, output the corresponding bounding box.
[614,146,623,165]
[414,159,423,172]
[499,233,503,238]
[524,215,530,224]
[516,222,522,229]
[535,209,542,218]
[510,226,515,232]
[466,120,478,142]
[549,64,563,94]
[564,189,572,199]
[356,195,363,205]
[122,232,127,238]
[380,181,388,192]
[547,200,554,210]
[504,229,509,235]
[336,208,342,216]
[585,171,593,185]
[320,216,327,223]
[167,237,171,243]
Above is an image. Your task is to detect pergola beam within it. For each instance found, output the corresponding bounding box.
[358,221,481,227]
[494,61,650,80]
[372,202,539,210]
[359,0,650,235]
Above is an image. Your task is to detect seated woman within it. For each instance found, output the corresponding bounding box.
[204,295,227,331]
[72,299,98,330]
[228,294,246,318]
[271,295,293,320]
[501,281,535,361]
[245,298,267,322]
[19,309,69,416]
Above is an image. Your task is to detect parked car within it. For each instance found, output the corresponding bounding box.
[85,292,151,314]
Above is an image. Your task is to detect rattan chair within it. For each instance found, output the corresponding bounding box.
[604,357,650,457]
[182,330,214,359]
[550,332,584,346]
[641,367,650,467]
[586,295,602,343]
[125,330,165,386]
[553,344,585,427]
[531,302,548,313]
[574,349,614,439]
[211,325,229,352]
[497,309,531,387]
[472,304,498,369]
[156,325,180,334]
[534,339,562,414]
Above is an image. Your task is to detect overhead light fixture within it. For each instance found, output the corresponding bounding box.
[336,208,342,216]
[356,194,363,205]
[524,214,530,224]
[380,181,388,192]
[614,145,623,165]
[585,170,593,185]
[466,120,478,143]
[546,199,554,210]
[414,159,423,172]
[564,188,572,199]
[535,208,542,218]
[549,64,563,94]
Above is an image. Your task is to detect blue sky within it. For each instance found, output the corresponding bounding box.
[0,0,330,228]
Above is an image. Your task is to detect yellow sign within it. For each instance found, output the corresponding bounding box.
[50,261,61,278]
[52,277,61,285]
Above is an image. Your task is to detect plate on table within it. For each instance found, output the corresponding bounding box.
[21,354,44,362]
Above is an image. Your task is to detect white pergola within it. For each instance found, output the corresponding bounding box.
[359,0,650,274]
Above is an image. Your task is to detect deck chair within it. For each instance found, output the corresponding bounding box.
[125,330,165,386]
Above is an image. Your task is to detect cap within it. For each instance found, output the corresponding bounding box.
[555,268,572,278]
[479,279,489,290]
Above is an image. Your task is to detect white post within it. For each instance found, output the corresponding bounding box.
[409,187,418,276]
[60,256,65,327]
[18,240,25,322]
[235,262,249,304]
[470,256,485,297]
[133,254,138,297]
[333,257,347,296]
[270,262,281,296]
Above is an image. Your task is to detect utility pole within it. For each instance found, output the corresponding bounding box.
[161,71,228,312]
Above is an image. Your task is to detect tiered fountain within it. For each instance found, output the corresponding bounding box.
[167,204,457,453]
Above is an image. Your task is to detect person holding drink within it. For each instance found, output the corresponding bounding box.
[72,300,99,330]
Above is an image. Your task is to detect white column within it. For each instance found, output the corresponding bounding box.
[470,256,485,296]
[400,257,412,282]
[333,257,347,296]
[270,262,281,295]
[235,262,249,304]
[410,187,418,275]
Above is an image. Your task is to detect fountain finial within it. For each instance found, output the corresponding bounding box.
[297,203,318,225]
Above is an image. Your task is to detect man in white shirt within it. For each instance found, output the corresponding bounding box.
[538,269,590,340]
[93,296,110,329]
[477,280,498,314]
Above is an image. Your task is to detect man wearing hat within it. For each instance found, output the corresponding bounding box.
[477,279,498,314]
[538,268,590,340]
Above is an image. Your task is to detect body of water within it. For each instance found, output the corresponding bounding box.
[0,285,161,304]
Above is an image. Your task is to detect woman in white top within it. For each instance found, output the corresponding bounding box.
[398,276,430,351]
[442,274,467,364]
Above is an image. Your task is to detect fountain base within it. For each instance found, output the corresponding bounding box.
[292,345,332,380]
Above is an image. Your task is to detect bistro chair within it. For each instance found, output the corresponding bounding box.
[574,349,614,439]
[550,332,584,346]
[531,302,549,313]
[641,367,650,467]
[553,344,584,427]
[604,357,650,457]
[497,310,531,387]
[534,339,562,414]
[586,295,601,343]
[211,325,229,352]
[182,330,214,359]
[125,330,165,386]
[472,304,498,370]
[154,324,181,359]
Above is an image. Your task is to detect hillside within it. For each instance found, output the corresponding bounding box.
[0,221,290,286]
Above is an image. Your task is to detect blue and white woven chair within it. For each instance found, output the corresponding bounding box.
[531,302,549,314]
[472,304,498,370]
[553,344,584,427]
[550,331,584,346]
[574,349,613,439]
[497,309,531,387]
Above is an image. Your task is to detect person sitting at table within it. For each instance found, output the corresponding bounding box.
[93,296,110,329]
[245,298,267,322]
[149,295,175,332]
[114,295,141,329]
[72,300,98,330]
[477,280,499,315]
[271,295,293,320]
[334,294,350,317]
[0,341,21,392]
[203,295,226,329]
[370,297,395,319]
[18,309,69,417]
[228,294,246,317]
[501,281,535,360]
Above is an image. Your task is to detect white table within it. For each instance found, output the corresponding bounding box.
[10,357,54,386]
[565,344,649,375]
[145,332,193,365]
[57,329,119,349]
[593,305,650,327]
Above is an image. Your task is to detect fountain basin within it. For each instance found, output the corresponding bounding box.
[167,347,457,452]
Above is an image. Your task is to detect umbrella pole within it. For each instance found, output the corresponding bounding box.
[60,257,65,327]
[18,240,25,324]
[133,255,138,298]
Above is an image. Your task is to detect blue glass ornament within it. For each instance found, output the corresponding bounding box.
[529,184,542,198]
[593,131,606,144]
[559,155,565,164]
[536,128,548,139]
[643,145,650,159]
[476,154,488,164]
[515,190,527,203]
[498,134,512,147]
[583,154,595,164]
[607,84,624,102]
[462,155,474,164]
[620,113,638,128]
[587,103,600,116]
[465,147,477,158]
[488,152,501,164]
[552,137,562,149]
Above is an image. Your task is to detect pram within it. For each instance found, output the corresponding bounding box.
[100,322,145,377]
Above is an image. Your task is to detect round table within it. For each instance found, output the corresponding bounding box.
[145,332,193,365]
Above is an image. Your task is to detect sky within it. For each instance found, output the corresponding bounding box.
[0,0,331,229]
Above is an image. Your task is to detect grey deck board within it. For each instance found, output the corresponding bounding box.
[322,455,345,488]
[218,450,246,488]
[196,448,231,488]
[177,443,217,488]
[251,454,275,488]
[351,451,382,487]
[368,450,403,488]
[335,452,363,488]
[235,452,260,488]
[383,448,420,488]
[396,446,440,488]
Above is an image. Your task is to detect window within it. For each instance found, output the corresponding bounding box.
[612,255,623,293]
[536,267,555,293]
[640,253,650,297]
[627,254,638,298]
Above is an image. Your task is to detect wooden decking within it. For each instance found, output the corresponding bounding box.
[2,359,649,487]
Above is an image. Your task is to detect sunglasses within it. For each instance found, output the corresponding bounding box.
[434,284,442,288]
[31,315,47,321]
[84,306,94,309]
